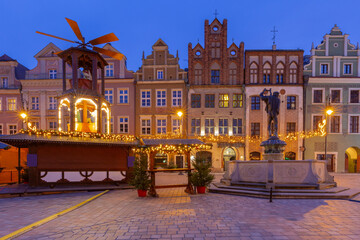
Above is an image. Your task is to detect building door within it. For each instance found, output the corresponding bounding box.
[223,147,236,171]
[316,153,336,172]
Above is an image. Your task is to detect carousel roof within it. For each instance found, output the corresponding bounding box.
[0,133,139,148]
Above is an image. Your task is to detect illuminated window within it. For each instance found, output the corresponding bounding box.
[105,89,113,104]
[172,118,180,133]
[7,98,16,111]
[191,118,200,135]
[233,119,242,135]
[233,94,243,108]
[219,94,229,108]
[118,89,128,104]
[48,97,57,110]
[49,69,57,79]
[172,90,182,107]
[105,117,114,134]
[119,117,129,133]
[313,115,324,131]
[141,90,150,107]
[219,118,228,135]
[105,64,114,77]
[156,90,166,107]
[8,125,17,135]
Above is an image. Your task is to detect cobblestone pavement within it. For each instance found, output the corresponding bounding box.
[1,173,360,240]
[0,191,102,237]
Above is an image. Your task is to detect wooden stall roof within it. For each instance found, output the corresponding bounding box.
[0,133,139,148]
[141,139,205,146]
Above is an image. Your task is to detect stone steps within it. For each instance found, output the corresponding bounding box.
[209,183,360,199]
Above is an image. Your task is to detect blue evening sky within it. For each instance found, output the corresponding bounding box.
[1,0,360,71]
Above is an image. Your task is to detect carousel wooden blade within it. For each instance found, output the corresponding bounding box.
[54,51,63,55]
[65,18,85,43]
[36,31,77,43]
[88,33,119,45]
[93,47,124,60]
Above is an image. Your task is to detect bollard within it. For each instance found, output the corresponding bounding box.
[269,187,273,202]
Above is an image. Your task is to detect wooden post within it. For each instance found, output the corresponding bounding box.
[69,99,75,131]
[148,151,158,197]
[71,52,78,89]
[92,58,98,92]
[185,151,194,194]
[62,60,66,92]
[17,147,21,184]
[97,102,102,133]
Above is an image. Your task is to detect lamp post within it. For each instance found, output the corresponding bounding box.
[324,102,333,164]
[20,111,27,130]
[177,111,183,137]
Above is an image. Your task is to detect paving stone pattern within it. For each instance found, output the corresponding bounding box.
[0,191,102,237]
[14,187,360,240]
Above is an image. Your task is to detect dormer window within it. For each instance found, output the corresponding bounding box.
[105,64,114,77]
[344,64,352,75]
[1,77,8,88]
[49,69,57,79]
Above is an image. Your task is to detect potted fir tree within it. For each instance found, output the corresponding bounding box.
[190,158,215,194]
[129,157,151,197]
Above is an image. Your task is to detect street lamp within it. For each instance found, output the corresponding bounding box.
[177,111,183,137]
[324,105,333,164]
[19,111,28,130]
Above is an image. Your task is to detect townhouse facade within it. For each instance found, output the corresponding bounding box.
[245,48,304,161]
[187,18,245,171]
[134,39,188,168]
[304,25,360,172]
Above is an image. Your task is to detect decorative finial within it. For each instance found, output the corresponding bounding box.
[142,51,145,60]
[311,42,314,49]
[232,38,234,43]
[197,38,199,43]
[357,42,359,49]
[214,9,219,19]
[176,50,179,58]
[271,26,278,45]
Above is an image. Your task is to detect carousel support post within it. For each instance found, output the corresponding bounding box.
[71,52,78,89]
[62,60,66,92]
[101,68,105,96]
[92,58,98,92]
[185,151,194,194]
[17,147,22,184]
[69,99,75,131]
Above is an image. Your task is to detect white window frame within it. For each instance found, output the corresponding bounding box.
[311,114,325,131]
[157,70,164,79]
[140,89,151,107]
[156,89,166,107]
[329,114,342,134]
[348,114,360,134]
[140,117,151,135]
[7,98,17,111]
[205,118,215,135]
[343,63,353,75]
[49,69,57,79]
[191,118,201,135]
[119,116,129,134]
[48,96,57,110]
[105,88,114,104]
[118,88,129,104]
[329,88,342,105]
[171,89,182,107]
[7,124,17,135]
[348,88,360,104]
[219,118,229,135]
[31,96,39,110]
[171,116,181,134]
[156,117,167,135]
[105,63,114,77]
[49,121,57,130]
[312,88,325,104]
[320,63,329,75]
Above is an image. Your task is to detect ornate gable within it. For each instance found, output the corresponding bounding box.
[34,42,62,58]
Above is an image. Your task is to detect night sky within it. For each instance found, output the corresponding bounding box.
[1,0,360,71]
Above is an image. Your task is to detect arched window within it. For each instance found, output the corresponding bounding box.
[276,62,284,84]
[263,62,271,84]
[223,147,236,170]
[250,62,258,84]
[285,152,296,160]
[250,151,261,160]
[290,62,297,83]
[194,63,203,85]
[229,62,237,85]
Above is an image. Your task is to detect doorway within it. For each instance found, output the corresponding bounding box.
[223,147,236,171]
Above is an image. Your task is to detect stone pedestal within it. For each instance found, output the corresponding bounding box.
[263,153,284,161]
[260,136,286,160]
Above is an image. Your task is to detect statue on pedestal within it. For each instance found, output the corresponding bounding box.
[260,88,280,137]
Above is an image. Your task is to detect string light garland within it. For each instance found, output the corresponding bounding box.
[132,144,212,154]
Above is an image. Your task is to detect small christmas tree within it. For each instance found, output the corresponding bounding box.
[190,158,215,187]
[129,156,151,191]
